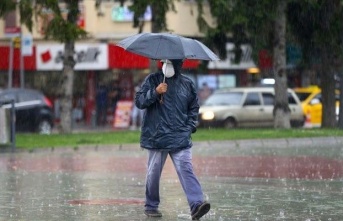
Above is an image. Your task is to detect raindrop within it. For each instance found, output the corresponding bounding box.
[177,214,191,219]
[204,194,209,201]
[208,209,216,216]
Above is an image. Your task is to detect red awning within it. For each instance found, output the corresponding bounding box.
[109,44,200,69]
[0,46,36,70]
[182,60,200,69]
[109,44,149,69]
[157,59,200,69]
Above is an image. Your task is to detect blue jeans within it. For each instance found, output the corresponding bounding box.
[145,148,204,213]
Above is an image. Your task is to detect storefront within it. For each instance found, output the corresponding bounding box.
[1,41,253,127]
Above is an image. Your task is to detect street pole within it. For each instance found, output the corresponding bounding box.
[8,39,13,88]
[20,27,24,88]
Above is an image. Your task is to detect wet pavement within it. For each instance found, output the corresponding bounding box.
[1,138,343,220]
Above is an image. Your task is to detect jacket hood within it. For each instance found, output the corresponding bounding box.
[170,59,184,75]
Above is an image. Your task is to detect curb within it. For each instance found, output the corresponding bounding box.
[5,136,343,154]
[194,136,343,149]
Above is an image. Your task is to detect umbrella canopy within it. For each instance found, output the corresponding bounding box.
[117,32,220,61]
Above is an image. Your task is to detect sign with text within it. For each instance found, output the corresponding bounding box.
[111,5,151,22]
[113,101,133,128]
[4,11,20,37]
[22,35,33,56]
[36,44,108,70]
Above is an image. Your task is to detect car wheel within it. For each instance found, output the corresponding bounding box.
[38,120,52,135]
[223,118,236,129]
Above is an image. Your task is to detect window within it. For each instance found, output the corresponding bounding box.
[204,92,243,106]
[288,93,297,104]
[295,92,311,102]
[0,93,16,102]
[244,92,260,106]
[18,91,43,102]
[262,93,274,105]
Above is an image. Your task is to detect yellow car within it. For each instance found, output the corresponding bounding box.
[294,86,339,127]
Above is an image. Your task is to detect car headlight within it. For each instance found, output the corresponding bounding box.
[202,111,215,120]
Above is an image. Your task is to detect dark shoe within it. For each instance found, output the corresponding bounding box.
[144,209,162,217]
[191,201,211,220]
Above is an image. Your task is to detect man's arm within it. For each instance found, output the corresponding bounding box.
[187,82,200,133]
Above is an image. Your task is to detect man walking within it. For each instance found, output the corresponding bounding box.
[135,59,210,220]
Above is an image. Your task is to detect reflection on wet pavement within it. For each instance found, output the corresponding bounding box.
[0,143,343,220]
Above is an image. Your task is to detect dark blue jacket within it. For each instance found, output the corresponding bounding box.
[135,70,199,151]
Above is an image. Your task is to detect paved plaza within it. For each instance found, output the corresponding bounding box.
[0,137,343,220]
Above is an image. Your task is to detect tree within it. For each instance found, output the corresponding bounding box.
[273,1,290,128]
[96,0,177,73]
[287,0,343,128]
[197,0,291,128]
[1,0,87,133]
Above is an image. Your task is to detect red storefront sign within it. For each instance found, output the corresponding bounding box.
[0,46,36,70]
[0,44,200,71]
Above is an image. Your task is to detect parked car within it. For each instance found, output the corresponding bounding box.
[294,85,340,127]
[198,87,305,128]
[0,88,54,134]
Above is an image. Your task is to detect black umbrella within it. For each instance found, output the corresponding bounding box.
[117,32,220,61]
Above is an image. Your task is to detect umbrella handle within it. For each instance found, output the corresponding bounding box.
[159,75,166,104]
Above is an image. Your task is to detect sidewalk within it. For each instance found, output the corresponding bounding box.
[1,129,343,220]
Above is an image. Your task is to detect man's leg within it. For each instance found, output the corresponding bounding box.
[170,149,206,212]
[145,150,168,212]
[170,148,210,219]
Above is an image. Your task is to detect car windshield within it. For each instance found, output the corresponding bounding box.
[295,92,312,102]
[203,92,243,106]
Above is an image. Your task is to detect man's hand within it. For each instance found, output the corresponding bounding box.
[156,83,168,94]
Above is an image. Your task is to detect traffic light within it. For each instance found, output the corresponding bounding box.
[12,37,21,48]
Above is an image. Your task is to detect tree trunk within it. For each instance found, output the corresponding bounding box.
[320,48,337,128]
[58,42,75,133]
[338,19,343,129]
[57,1,79,133]
[338,71,343,129]
[273,1,290,129]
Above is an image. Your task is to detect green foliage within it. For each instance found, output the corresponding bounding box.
[40,0,87,42]
[44,16,87,42]
[287,0,343,65]
[129,0,176,32]
[0,0,16,17]
[0,0,87,42]
[19,0,34,32]
[196,0,280,61]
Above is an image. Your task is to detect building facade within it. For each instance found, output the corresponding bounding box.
[0,0,257,126]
